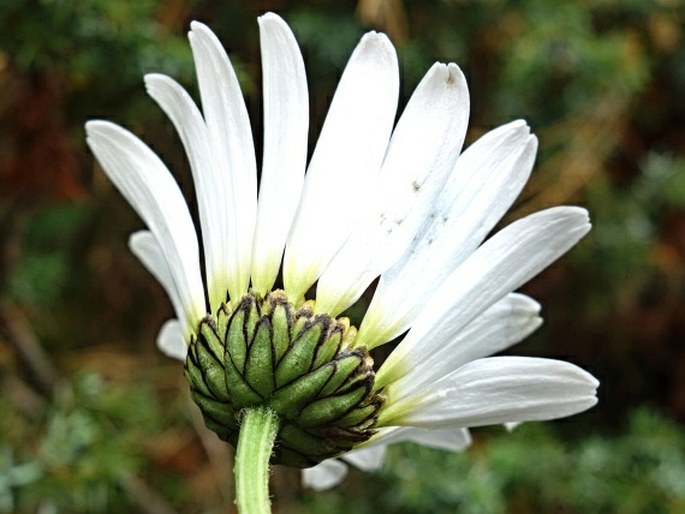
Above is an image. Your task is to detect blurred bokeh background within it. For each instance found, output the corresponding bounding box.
[1,0,684,512]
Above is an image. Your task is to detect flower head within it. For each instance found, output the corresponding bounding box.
[86,12,598,488]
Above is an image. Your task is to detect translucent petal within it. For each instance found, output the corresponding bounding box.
[342,445,386,471]
[157,319,188,361]
[85,121,205,330]
[369,426,472,452]
[379,206,591,384]
[189,21,257,302]
[283,31,399,302]
[251,13,309,294]
[379,357,599,428]
[301,459,348,491]
[316,63,470,315]
[128,231,189,334]
[360,121,537,347]
[144,73,230,311]
[378,293,542,398]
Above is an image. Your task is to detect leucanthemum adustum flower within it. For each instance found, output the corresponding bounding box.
[86,12,598,496]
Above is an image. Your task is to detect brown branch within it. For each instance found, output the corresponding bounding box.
[0,301,62,396]
[120,474,179,514]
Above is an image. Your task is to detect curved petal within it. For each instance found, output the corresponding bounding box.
[378,356,599,429]
[301,459,348,491]
[342,445,386,471]
[316,63,470,316]
[360,121,538,347]
[376,206,591,385]
[85,121,205,331]
[157,319,188,361]
[189,22,257,302]
[144,73,230,311]
[283,31,399,302]
[378,293,542,398]
[251,13,308,295]
[369,426,472,452]
[128,231,189,333]
[301,446,385,492]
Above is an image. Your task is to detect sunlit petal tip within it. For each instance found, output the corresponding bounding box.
[143,73,181,97]
[503,118,530,133]
[85,119,119,141]
[143,71,163,85]
[258,11,286,25]
[356,30,396,60]
[445,62,467,87]
[188,20,213,37]
[563,206,592,231]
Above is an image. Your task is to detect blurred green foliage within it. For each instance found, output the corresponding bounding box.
[7,204,89,307]
[3,371,684,513]
[0,373,160,512]
[1,0,684,511]
[573,153,685,316]
[291,409,685,514]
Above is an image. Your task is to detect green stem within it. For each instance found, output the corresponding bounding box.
[234,407,280,514]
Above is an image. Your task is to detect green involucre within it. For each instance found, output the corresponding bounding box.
[184,290,384,467]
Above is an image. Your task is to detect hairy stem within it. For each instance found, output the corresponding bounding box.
[234,407,279,514]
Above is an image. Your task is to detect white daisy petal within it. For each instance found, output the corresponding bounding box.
[251,13,308,295]
[402,427,472,452]
[379,356,599,429]
[128,231,189,332]
[369,426,472,452]
[144,73,230,311]
[157,319,188,361]
[316,63,470,316]
[301,459,349,491]
[378,206,591,385]
[301,446,386,492]
[342,445,386,471]
[189,21,257,302]
[505,422,521,432]
[360,121,538,347]
[380,293,542,399]
[85,121,205,331]
[283,31,399,302]
[300,425,472,491]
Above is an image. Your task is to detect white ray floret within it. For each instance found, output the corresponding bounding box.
[379,293,543,401]
[189,21,258,303]
[379,357,599,429]
[377,206,591,386]
[85,121,205,334]
[144,73,229,312]
[251,13,309,295]
[359,120,539,348]
[283,31,400,303]
[315,62,470,316]
[303,425,472,490]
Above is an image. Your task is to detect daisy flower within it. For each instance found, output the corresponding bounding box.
[86,11,598,504]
